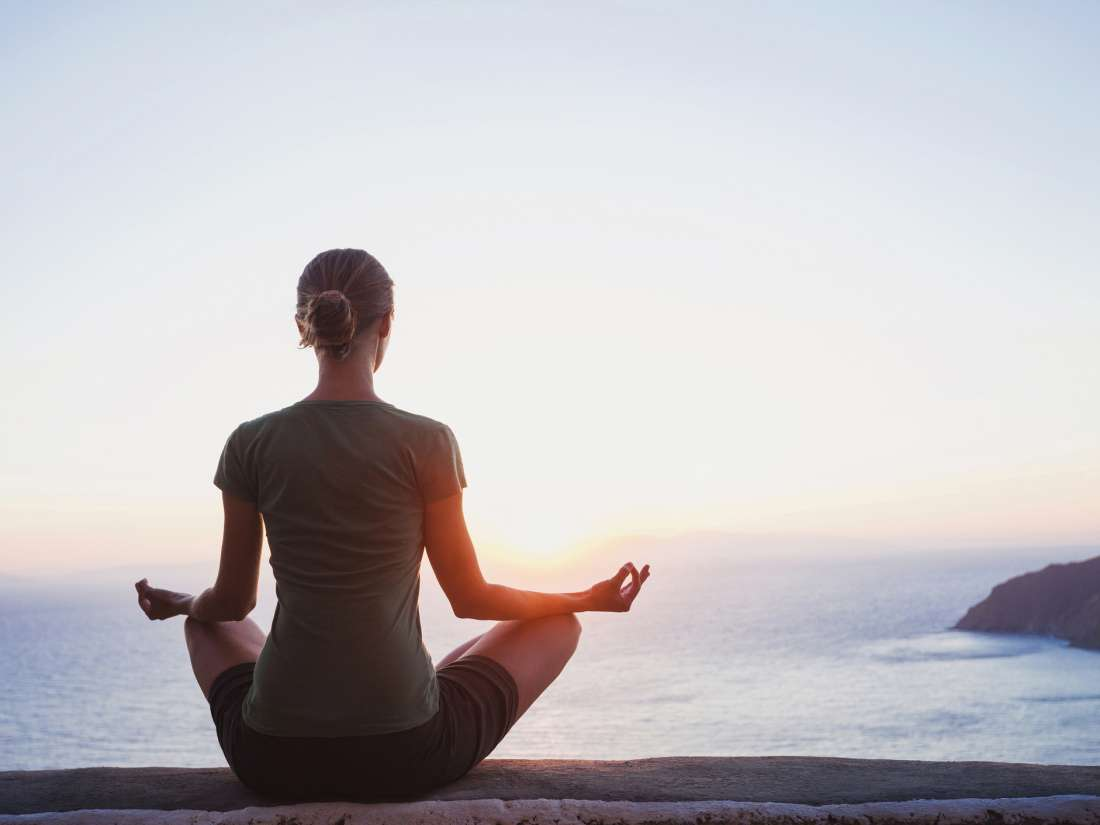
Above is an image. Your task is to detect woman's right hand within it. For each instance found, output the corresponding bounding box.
[134,578,194,620]
[586,562,651,612]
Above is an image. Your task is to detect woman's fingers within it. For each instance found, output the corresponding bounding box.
[617,562,640,605]
[135,578,159,619]
[611,564,631,590]
[619,562,651,607]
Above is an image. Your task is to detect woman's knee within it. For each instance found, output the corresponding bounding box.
[183,615,203,645]
[521,612,582,655]
[475,612,582,661]
[184,615,265,664]
[552,612,582,651]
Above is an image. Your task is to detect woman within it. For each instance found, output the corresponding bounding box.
[134,248,650,801]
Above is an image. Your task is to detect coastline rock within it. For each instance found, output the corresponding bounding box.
[955,555,1100,649]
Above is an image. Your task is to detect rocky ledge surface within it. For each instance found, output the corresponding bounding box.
[3,757,1100,824]
[955,555,1100,648]
[6,796,1100,825]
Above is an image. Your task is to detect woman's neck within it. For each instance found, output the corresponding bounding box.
[302,353,384,403]
[301,386,384,402]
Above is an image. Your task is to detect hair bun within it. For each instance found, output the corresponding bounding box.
[295,248,395,361]
[302,289,358,350]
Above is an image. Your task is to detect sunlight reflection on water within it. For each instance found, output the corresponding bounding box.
[3,546,1099,769]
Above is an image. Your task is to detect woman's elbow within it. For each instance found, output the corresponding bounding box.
[450,599,482,620]
[449,586,489,620]
[224,595,257,622]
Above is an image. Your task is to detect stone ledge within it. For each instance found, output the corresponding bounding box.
[5,796,1100,825]
[3,757,1100,816]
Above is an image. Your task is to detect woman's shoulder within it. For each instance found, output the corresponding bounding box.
[223,401,457,445]
[371,405,462,454]
[377,403,454,432]
[214,408,285,455]
[271,400,455,435]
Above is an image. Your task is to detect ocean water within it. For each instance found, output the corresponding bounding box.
[2,543,1099,770]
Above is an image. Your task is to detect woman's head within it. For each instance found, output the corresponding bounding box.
[295,249,395,365]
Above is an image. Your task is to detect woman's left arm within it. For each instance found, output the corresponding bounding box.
[135,491,263,623]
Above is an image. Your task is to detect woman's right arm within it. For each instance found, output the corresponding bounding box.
[423,492,650,620]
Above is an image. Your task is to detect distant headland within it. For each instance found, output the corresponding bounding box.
[955,555,1100,650]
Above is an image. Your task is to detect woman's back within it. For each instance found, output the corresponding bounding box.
[136,247,648,800]
[213,398,466,737]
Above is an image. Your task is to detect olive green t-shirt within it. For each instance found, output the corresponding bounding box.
[212,399,466,737]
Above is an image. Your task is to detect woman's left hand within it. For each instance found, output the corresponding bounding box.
[585,562,651,612]
[135,578,193,620]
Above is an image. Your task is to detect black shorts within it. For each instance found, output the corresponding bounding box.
[207,654,520,801]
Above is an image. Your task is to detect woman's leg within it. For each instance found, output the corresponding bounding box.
[183,615,266,700]
[436,632,486,669]
[462,614,582,719]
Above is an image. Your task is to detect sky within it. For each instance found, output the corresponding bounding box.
[1,2,1097,575]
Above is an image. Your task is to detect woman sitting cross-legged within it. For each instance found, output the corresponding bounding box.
[134,247,650,802]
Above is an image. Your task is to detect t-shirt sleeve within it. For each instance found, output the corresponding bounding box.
[213,424,258,503]
[417,424,467,504]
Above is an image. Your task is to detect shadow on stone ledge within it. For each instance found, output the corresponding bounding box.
[4,757,1100,815]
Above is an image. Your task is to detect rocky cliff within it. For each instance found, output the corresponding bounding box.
[955,555,1100,649]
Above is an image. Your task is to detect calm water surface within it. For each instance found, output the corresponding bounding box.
[2,544,1097,769]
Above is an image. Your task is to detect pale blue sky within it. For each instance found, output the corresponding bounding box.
[2,2,1097,572]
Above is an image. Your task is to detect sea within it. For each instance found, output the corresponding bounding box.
[2,541,1099,770]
